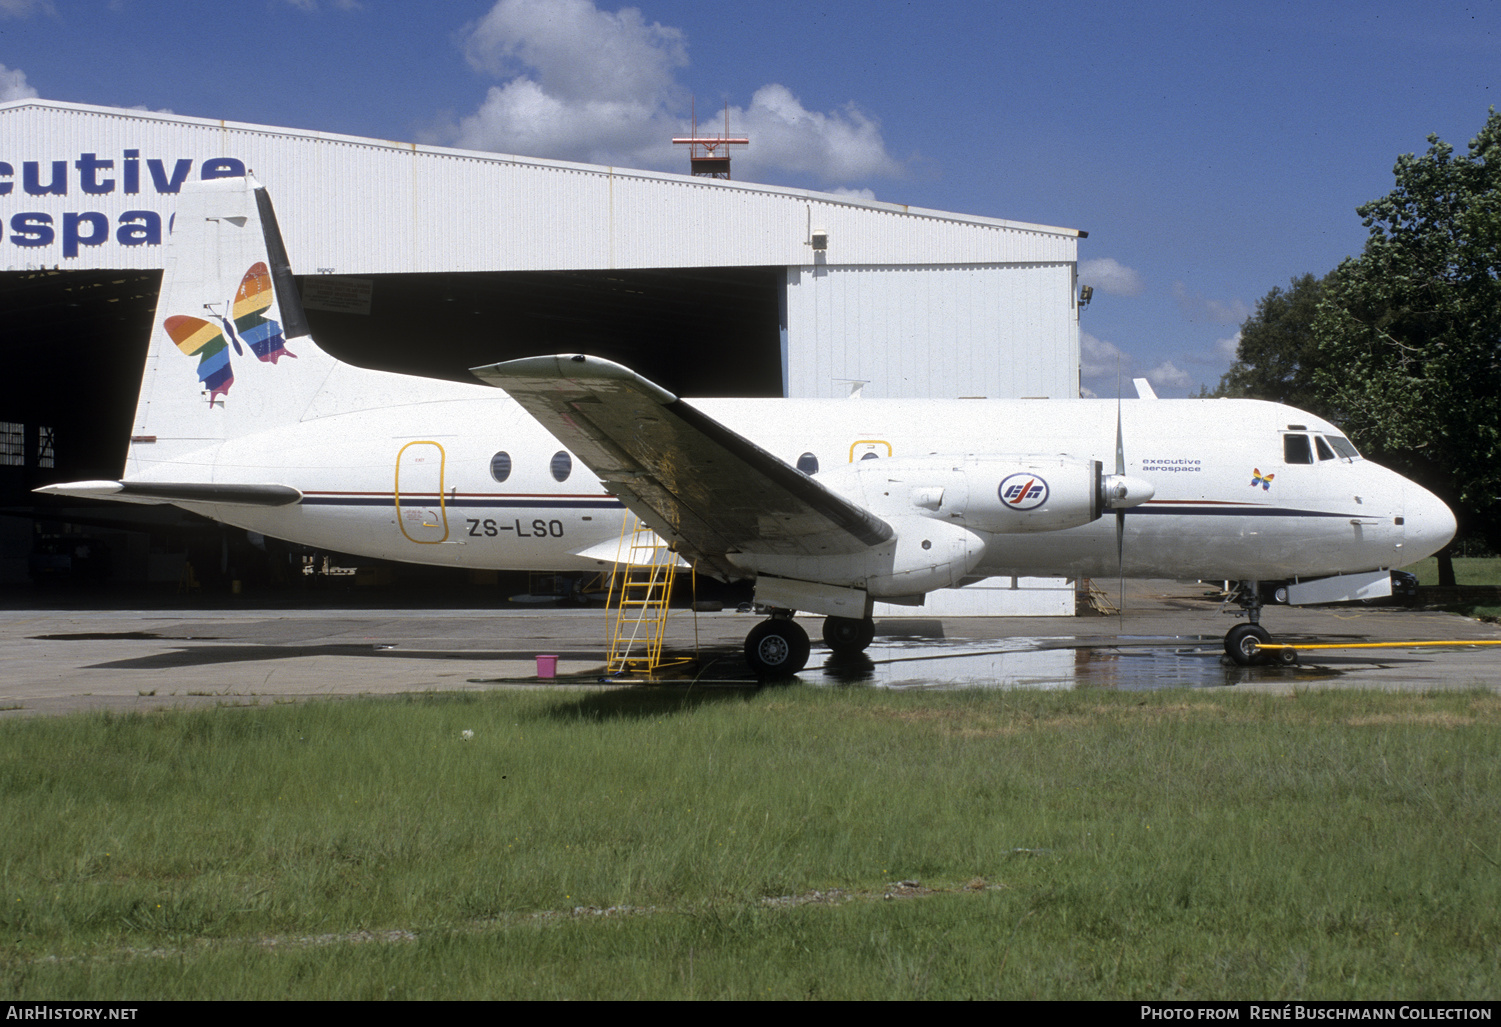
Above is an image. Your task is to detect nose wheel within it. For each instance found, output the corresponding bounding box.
[1223,581,1297,665]
[1224,623,1270,665]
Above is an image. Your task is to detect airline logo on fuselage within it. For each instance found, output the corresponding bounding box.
[999,473,1049,510]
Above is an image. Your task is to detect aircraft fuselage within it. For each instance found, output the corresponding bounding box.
[148,389,1450,586]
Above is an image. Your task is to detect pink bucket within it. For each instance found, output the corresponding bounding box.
[536,654,559,679]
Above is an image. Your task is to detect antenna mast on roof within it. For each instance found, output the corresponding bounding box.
[673,100,748,180]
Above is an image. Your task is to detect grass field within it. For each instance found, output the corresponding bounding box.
[1406,556,1501,588]
[3,686,1499,999]
[1405,556,1501,620]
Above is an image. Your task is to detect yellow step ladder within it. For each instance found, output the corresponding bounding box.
[605,514,693,675]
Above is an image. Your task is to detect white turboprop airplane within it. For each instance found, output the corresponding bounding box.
[38,176,1456,675]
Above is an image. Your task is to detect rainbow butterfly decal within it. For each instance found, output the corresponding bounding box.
[163,262,294,404]
[1250,468,1275,490]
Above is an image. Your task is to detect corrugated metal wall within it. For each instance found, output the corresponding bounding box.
[785,264,1078,400]
[3,100,1081,402]
[1,101,1078,274]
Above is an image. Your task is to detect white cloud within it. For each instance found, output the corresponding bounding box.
[1172,281,1250,325]
[728,84,901,183]
[464,0,685,105]
[1146,361,1192,390]
[0,62,37,101]
[1217,331,1241,362]
[444,0,903,186]
[0,0,55,19]
[282,0,362,10]
[452,78,678,166]
[1080,331,1129,382]
[1080,331,1137,398]
[825,186,877,202]
[1079,257,1144,297]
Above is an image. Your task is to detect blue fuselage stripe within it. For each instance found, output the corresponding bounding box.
[1126,506,1354,518]
[302,497,625,510]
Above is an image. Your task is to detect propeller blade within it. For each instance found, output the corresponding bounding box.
[1116,380,1126,620]
[1115,398,1126,477]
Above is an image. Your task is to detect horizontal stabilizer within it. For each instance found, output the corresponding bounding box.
[35,481,304,507]
[471,354,893,578]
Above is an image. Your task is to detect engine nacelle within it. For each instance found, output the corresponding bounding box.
[814,455,1124,534]
[730,515,988,597]
[733,454,1157,608]
[959,456,1104,533]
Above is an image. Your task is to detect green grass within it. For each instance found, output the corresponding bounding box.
[3,686,1500,999]
[1405,556,1501,620]
[1406,556,1501,587]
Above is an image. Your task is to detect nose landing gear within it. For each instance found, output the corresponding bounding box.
[1223,580,1296,665]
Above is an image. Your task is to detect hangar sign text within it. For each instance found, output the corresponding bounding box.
[0,151,246,260]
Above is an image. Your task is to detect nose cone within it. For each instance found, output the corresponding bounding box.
[1404,481,1457,562]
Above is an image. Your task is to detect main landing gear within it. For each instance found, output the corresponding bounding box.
[822,615,876,657]
[744,614,810,677]
[743,613,878,677]
[1224,581,1297,666]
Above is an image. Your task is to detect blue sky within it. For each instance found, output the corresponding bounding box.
[2,0,1497,397]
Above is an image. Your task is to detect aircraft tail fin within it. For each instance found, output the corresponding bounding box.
[125,174,343,477]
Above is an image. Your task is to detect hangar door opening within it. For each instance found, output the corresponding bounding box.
[301,266,788,400]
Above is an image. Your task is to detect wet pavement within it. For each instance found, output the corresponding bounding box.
[2,580,1499,717]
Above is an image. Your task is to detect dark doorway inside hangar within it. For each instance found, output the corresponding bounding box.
[2,263,785,586]
[308,267,786,400]
[4,264,785,487]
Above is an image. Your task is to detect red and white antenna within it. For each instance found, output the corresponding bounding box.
[673,100,748,179]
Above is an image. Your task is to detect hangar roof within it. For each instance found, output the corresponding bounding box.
[2,99,1082,274]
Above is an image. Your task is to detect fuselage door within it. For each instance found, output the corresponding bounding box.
[850,440,893,462]
[395,441,449,544]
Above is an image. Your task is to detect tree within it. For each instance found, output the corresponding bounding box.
[1215,273,1330,415]
[1313,109,1501,576]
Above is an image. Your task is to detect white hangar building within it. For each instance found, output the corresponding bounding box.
[1,99,1086,611]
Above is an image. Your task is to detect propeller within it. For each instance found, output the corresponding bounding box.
[1100,377,1155,621]
[1115,396,1126,619]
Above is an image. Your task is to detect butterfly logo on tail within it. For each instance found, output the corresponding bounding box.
[163,262,295,405]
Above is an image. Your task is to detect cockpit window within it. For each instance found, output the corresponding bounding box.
[1283,434,1313,464]
[1315,436,1335,461]
[1326,435,1361,460]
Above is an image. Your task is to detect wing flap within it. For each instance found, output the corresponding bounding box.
[471,354,892,576]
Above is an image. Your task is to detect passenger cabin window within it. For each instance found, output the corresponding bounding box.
[489,451,512,482]
[550,451,572,482]
[797,453,819,475]
[1315,436,1335,461]
[1283,434,1313,464]
[860,451,880,461]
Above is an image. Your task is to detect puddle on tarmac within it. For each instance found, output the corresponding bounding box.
[31,631,240,642]
[801,635,1342,690]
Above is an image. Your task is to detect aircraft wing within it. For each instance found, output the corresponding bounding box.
[471,354,893,578]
